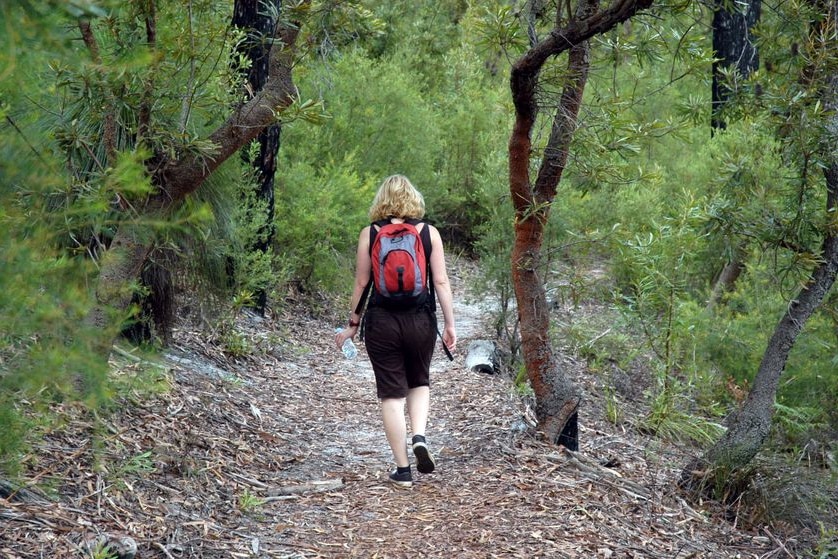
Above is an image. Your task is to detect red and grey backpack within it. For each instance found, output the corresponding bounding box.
[368,219,431,309]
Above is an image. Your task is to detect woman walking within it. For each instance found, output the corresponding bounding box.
[335,174,457,488]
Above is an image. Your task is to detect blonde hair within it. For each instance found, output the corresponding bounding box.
[368,175,426,222]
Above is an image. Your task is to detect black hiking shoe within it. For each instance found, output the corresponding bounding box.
[388,467,413,489]
[412,435,436,474]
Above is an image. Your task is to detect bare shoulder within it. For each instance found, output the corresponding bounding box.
[358,225,372,250]
[426,223,444,248]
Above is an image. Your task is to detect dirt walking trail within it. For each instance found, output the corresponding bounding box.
[0,265,799,558]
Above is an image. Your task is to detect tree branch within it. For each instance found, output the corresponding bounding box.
[78,18,117,166]
[78,19,100,62]
[85,4,306,332]
[157,20,300,204]
[534,0,599,207]
[509,0,654,215]
[179,0,196,133]
[511,0,654,116]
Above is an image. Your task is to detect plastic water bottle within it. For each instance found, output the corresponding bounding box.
[336,327,358,359]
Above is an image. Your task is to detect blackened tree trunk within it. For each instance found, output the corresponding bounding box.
[508,0,653,449]
[707,0,761,307]
[711,0,761,131]
[682,0,838,493]
[232,0,282,315]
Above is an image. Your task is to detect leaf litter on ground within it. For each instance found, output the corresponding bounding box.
[0,261,811,558]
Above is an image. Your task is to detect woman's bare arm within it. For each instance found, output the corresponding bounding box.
[429,225,457,351]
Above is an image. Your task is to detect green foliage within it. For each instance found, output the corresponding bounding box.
[429,43,512,244]
[701,121,810,266]
[688,264,838,427]
[219,293,257,357]
[604,387,623,425]
[194,159,285,308]
[638,377,727,445]
[273,159,374,293]
[772,403,828,444]
[198,290,268,358]
[513,364,533,397]
[237,488,265,515]
[472,198,517,349]
[290,50,441,183]
[362,0,469,85]
[466,2,528,59]
[557,312,638,371]
[108,450,156,490]
[302,0,387,55]
[0,0,249,471]
[108,349,172,399]
[1,96,109,473]
[86,540,119,559]
[220,330,252,358]
[276,38,510,293]
[0,403,28,475]
[606,115,837,434]
[613,201,709,373]
[812,524,838,559]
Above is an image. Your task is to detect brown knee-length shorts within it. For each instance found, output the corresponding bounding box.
[363,307,436,399]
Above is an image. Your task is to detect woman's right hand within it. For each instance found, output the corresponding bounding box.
[442,325,457,353]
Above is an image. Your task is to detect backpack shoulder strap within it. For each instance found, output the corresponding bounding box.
[418,221,434,306]
[400,218,431,257]
[418,221,432,261]
[368,218,393,252]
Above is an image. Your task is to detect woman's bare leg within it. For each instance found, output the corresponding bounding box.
[380,397,409,467]
[406,386,430,436]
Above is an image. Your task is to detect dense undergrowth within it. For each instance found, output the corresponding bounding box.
[1,0,836,551]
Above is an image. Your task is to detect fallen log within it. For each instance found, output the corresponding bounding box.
[263,478,344,500]
[0,480,49,504]
[465,340,497,374]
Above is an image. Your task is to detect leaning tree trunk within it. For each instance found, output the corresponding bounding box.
[705,245,746,311]
[681,181,838,491]
[85,9,303,335]
[681,7,838,489]
[508,0,653,449]
[232,0,282,316]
